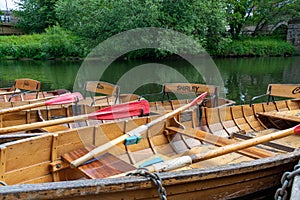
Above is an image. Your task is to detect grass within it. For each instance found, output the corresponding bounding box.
[0,26,87,59]
[216,36,297,57]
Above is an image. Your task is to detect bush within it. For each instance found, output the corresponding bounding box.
[215,36,297,57]
[55,0,228,58]
[0,26,86,59]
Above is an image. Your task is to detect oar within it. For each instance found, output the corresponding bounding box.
[0,100,150,134]
[145,124,300,173]
[70,92,207,168]
[0,92,83,115]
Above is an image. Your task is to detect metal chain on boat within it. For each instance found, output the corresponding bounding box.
[0,181,7,186]
[274,163,300,200]
[127,168,167,200]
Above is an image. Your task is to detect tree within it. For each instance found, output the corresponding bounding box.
[225,0,300,38]
[55,0,228,55]
[13,0,58,33]
[56,0,161,43]
[250,0,300,35]
[225,0,255,39]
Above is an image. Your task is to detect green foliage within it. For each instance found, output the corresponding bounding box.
[55,0,228,57]
[10,0,299,58]
[225,0,254,39]
[13,0,59,33]
[249,0,300,35]
[225,0,300,38]
[55,0,161,44]
[0,26,86,59]
[216,36,297,57]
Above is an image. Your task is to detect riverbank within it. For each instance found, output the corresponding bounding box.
[0,27,86,60]
[215,37,297,57]
[0,32,297,60]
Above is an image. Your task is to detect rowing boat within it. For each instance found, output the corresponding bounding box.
[0,82,234,132]
[0,78,70,103]
[0,92,299,199]
[0,81,234,108]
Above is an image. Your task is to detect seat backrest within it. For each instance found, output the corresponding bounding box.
[163,83,218,96]
[13,78,41,92]
[84,81,120,105]
[8,78,41,101]
[162,83,219,106]
[266,84,300,99]
[250,84,300,105]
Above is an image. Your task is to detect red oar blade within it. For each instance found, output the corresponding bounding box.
[45,92,83,106]
[190,92,207,106]
[88,100,150,120]
[294,124,300,135]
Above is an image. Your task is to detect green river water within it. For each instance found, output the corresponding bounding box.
[0,56,299,104]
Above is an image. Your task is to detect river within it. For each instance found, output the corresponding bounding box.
[0,56,299,104]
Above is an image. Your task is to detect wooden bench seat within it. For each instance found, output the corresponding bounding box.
[62,146,136,179]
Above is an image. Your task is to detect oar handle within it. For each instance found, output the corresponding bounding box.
[71,125,148,168]
[0,92,82,115]
[148,124,300,173]
[149,156,193,172]
[0,101,46,115]
[192,125,298,163]
[0,115,87,134]
[71,93,207,168]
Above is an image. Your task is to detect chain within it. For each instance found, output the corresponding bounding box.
[0,181,7,186]
[127,168,167,200]
[274,163,300,200]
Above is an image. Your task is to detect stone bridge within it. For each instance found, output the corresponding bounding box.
[287,19,300,54]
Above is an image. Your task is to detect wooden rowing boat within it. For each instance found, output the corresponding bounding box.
[0,81,234,108]
[0,82,234,130]
[0,78,70,103]
[0,94,299,199]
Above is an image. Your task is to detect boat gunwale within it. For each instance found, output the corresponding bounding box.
[1,98,300,199]
[0,148,299,199]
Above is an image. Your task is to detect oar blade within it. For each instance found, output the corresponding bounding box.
[190,92,207,106]
[294,124,300,134]
[89,100,150,120]
[45,92,83,106]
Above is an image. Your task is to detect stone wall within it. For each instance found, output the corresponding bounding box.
[287,19,300,54]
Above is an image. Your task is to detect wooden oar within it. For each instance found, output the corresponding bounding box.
[0,92,83,115]
[0,100,150,134]
[145,124,300,173]
[70,92,207,168]
[167,126,275,159]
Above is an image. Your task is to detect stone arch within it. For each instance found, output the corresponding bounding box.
[270,22,288,33]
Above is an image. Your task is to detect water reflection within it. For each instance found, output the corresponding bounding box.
[0,56,299,104]
[214,57,299,104]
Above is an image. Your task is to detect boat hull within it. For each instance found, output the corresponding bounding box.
[0,150,299,200]
[0,99,300,199]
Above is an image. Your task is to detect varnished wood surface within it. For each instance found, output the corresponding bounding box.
[258,109,300,123]
[267,84,300,99]
[0,99,300,199]
[63,147,135,179]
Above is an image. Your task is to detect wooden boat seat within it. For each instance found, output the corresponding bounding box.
[119,93,140,103]
[62,146,136,179]
[250,84,300,105]
[39,125,69,132]
[8,79,41,102]
[257,109,300,123]
[167,126,275,159]
[142,83,221,107]
[83,81,120,106]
